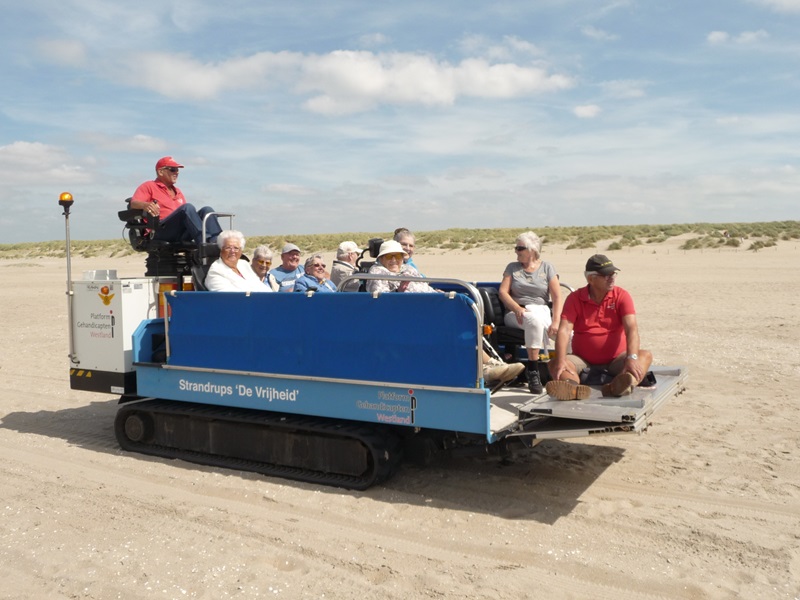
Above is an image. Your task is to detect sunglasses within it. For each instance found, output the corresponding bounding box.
[256,259,271,266]
[383,253,404,261]
[311,263,326,268]
[514,246,528,252]
[162,167,180,173]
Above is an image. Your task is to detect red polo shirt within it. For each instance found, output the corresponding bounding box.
[131,180,186,220]
[562,286,635,364]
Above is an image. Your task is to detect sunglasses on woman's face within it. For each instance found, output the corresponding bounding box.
[256,259,271,266]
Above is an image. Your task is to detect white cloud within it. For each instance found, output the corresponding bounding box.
[503,35,541,55]
[118,49,572,114]
[264,183,318,196]
[574,105,601,118]
[715,116,743,126]
[35,39,87,67]
[454,59,571,97]
[0,141,67,167]
[749,0,800,13]
[750,164,797,175]
[601,79,647,99]
[581,26,619,42]
[735,29,769,43]
[707,29,769,44]
[170,0,215,32]
[458,34,542,61]
[442,166,505,181]
[709,112,800,135]
[0,141,91,185]
[120,51,301,100]
[484,35,542,61]
[707,31,730,44]
[78,133,167,153]
[359,33,390,47]
[381,174,432,187]
[586,0,634,19]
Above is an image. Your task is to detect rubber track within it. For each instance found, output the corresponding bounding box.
[114,399,403,490]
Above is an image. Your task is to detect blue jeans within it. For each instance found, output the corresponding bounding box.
[154,204,222,244]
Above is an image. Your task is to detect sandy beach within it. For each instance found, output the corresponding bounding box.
[1,238,799,599]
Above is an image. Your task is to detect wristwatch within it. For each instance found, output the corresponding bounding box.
[627,353,638,361]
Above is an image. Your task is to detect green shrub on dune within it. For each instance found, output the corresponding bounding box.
[1,220,797,260]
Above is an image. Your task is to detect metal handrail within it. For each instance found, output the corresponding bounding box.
[201,211,235,242]
[337,273,484,317]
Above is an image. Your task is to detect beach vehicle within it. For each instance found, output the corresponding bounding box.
[61,194,688,489]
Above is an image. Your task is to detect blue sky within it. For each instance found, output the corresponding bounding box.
[2,0,799,243]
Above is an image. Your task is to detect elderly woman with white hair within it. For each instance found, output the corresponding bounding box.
[393,227,422,273]
[498,231,562,394]
[250,244,280,291]
[294,254,337,293]
[205,230,272,292]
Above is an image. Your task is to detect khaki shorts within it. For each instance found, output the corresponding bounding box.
[568,352,627,376]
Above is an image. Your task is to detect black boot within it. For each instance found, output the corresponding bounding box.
[526,362,543,394]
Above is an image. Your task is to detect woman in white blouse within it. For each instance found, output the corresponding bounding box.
[205,230,272,293]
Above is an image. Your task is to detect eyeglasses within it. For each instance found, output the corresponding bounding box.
[593,272,617,279]
[256,259,271,266]
[311,263,326,268]
[383,253,404,261]
[222,245,241,252]
[162,167,180,173]
[514,246,528,252]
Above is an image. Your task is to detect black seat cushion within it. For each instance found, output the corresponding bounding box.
[479,286,525,349]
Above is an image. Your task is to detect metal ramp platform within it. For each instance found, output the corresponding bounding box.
[489,366,687,441]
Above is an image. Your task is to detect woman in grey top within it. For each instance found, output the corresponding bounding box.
[498,231,563,393]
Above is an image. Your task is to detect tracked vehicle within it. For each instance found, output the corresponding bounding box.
[61,193,687,489]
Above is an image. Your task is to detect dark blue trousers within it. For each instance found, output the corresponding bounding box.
[154,205,222,244]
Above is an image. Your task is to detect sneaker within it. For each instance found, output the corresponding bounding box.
[483,359,510,386]
[545,380,591,401]
[526,365,543,394]
[483,359,525,387]
[601,372,637,397]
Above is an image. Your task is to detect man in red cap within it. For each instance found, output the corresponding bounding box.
[130,156,221,245]
[546,254,653,400]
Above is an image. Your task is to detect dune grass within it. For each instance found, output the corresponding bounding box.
[1,221,798,260]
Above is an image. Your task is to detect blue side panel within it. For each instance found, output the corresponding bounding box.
[134,365,491,436]
[131,318,165,363]
[165,292,481,388]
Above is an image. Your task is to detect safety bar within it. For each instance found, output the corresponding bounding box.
[201,212,235,242]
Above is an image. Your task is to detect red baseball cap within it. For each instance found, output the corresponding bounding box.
[155,156,184,170]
